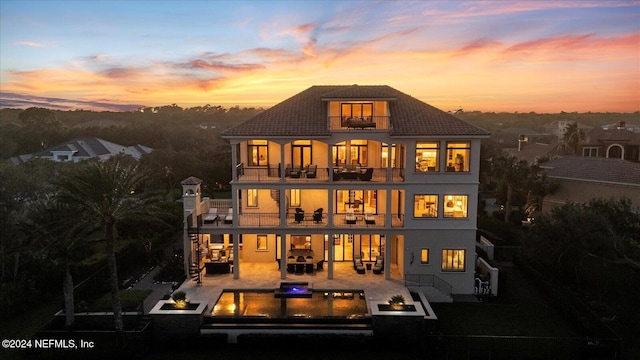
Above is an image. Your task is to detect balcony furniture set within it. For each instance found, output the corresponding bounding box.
[285,249,321,274]
[293,208,324,223]
[203,208,219,225]
[342,117,376,129]
[345,209,376,225]
[333,166,373,181]
[286,164,318,178]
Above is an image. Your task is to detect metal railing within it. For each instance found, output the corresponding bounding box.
[328,116,391,130]
[404,273,453,297]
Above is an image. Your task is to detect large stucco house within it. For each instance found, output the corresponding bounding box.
[180,85,490,298]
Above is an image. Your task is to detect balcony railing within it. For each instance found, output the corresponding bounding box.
[404,274,452,297]
[235,166,404,183]
[238,213,280,227]
[329,116,390,131]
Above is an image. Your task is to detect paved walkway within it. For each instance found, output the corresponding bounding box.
[131,266,174,314]
[173,262,415,314]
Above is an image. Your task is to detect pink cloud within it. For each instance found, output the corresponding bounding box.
[17,41,44,47]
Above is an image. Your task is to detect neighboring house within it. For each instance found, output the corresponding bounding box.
[9,137,153,164]
[539,156,640,211]
[580,125,640,161]
[543,120,592,139]
[180,84,490,298]
[505,135,559,163]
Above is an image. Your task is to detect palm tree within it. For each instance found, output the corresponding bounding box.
[29,197,90,328]
[562,122,585,155]
[525,169,559,218]
[55,155,162,345]
[490,154,530,224]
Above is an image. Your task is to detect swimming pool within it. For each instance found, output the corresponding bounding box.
[211,288,368,319]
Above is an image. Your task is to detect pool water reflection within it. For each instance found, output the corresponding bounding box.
[212,290,367,319]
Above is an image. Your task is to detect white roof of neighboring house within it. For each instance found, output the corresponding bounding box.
[10,137,153,164]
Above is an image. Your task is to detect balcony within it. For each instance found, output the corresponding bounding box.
[235,165,404,183]
[329,116,390,131]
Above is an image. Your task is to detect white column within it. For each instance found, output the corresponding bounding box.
[280,232,287,279]
[231,143,238,180]
[233,232,240,279]
[280,143,286,181]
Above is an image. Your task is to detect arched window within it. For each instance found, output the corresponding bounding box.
[607,144,623,159]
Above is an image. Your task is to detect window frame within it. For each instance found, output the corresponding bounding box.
[441,249,466,272]
[256,235,268,251]
[413,194,438,218]
[290,189,301,207]
[420,249,430,264]
[247,140,268,167]
[443,195,468,218]
[415,142,440,172]
[445,142,470,172]
[247,188,258,207]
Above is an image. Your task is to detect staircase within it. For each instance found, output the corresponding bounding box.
[270,189,280,206]
[189,233,200,280]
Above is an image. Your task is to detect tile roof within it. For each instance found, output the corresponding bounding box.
[584,127,640,146]
[10,137,153,164]
[539,156,640,185]
[221,85,490,138]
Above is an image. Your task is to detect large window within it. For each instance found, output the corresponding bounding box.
[292,140,312,167]
[248,140,268,166]
[290,189,301,207]
[350,140,368,166]
[414,194,438,217]
[444,195,467,218]
[442,249,465,271]
[247,189,258,207]
[341,103,373,120]
[415,142,439,172]
[583,147,598,157]
[446,142,470,172]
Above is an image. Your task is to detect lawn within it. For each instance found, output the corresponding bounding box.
[432,264,578,337]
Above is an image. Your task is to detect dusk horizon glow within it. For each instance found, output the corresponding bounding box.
[1,0,639,113]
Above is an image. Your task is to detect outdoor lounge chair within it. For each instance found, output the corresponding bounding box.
[364,211,375,225]
[313,208,323,223]
[203,208,218,224]
[290,165,302,178]
[295,208,305,223]
[359,167,373,181]
[346,209,356,224]
[224,208,233,224]
[306,164,317,178]
[353,254,365,274]
[372,256,384,274]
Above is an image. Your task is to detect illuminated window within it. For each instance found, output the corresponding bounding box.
[446,142,470,172]
[248,140,268,167]
[341,103,373,120]
[442,249,465,271]
[257,235,268,251]
[421,249,429,264]
[292,140,312,168]
[444,195,467,218]
[290,189,301,207]
[414,195,438,218]
[247,189,258,207]
[415,142,439,172]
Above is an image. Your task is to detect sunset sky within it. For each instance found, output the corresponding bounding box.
[1,0,639,112]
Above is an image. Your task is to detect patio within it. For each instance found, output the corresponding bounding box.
[175,261,411,312]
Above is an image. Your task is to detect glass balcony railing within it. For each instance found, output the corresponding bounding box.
[328,116,390,131]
